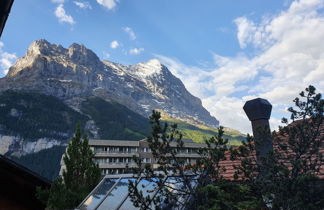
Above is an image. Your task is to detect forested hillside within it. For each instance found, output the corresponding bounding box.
[0,90,88,141]
[81,97,150,140]
[10,146,66,181]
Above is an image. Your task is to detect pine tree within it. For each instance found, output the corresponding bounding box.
[37,124,101,209]
[232,85,324,209]
[128,110,259,210]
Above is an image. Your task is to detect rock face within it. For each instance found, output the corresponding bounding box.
[0,39,219,128]
[0,135,63,156]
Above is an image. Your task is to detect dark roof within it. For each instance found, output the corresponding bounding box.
[0,154,51,184]
[0,0,14,37]
[90,139,206,148]
[0,154,51,209]
[90,139,140,147]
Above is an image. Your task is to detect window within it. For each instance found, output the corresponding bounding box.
[143,158,151,163]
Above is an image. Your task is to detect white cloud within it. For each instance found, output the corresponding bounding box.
[204,96,252,134]
[73,1,92,9]
[96,0,118,10]
[155,0,324,134]
[0,42,17,76]
[54,4,75,24]
[110,40,119,49]
[129,48,144,55]
[52,0,65,3]
[123,27,136,40]
[234,17,256,49]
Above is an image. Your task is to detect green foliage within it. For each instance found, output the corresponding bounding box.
[37,125,101,209]
[128,110,257,210]
[269,85,324,209]
[277,85,323,180]
[10,146,65,181]
[0,90,89,140]
[42,177,67,209]
[268,174,324,210]
[196,183,260,210]
[129,110,192,209]
[81,97,150,140]
[232,85,324,209]
[62,125,101,200]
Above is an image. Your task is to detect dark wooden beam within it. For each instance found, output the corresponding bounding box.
[0,0,14,37]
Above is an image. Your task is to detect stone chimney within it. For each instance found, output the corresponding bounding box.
[243,98,273,162]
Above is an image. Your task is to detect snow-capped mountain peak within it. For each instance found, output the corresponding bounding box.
[133,59,163,77]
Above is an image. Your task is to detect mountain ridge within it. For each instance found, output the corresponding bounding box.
[0,39,219,128]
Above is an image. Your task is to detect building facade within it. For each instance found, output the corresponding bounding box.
[89,139,206,175]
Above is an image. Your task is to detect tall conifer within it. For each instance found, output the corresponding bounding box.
[37,124,101,209]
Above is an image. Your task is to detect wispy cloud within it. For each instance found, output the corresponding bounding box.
[123,27,136,40]
[51,0,65,3]
[155,0,324,134]
[54,4,75,24]
[129,48,144,55]
[110,40,119,49]
[0,42,17,76]
[96,0,119,10]
[73,1,92,9]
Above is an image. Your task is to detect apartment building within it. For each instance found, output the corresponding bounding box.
[89,139,206,175]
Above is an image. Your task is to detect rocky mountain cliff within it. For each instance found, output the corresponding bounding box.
[0,39,219,128]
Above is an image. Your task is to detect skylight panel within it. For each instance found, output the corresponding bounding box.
[97,178,136,210]
[119,177,162,210]
[79,178,118,210]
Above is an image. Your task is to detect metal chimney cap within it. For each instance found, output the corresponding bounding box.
[243,98,272,121]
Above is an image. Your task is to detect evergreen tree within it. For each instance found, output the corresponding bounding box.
[37,124,101,209]
[128,111,259,210]
[232,85,324,209]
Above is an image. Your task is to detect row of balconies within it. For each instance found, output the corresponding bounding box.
[92,146,200,155]
[97,158,199,175]
[96,157,198,168]
[93,150,200,156]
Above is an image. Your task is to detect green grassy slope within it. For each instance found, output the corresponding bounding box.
[161,114,245,145]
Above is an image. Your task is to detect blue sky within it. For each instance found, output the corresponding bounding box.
[1,0,323,133]
[2,0,288,64]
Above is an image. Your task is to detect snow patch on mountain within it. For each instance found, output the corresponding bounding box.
[131,59,163,78]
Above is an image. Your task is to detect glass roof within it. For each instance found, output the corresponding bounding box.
[77,174,198,210]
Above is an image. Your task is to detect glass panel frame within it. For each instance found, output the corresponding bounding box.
[97,178,136,210]
[78,178,119,210]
